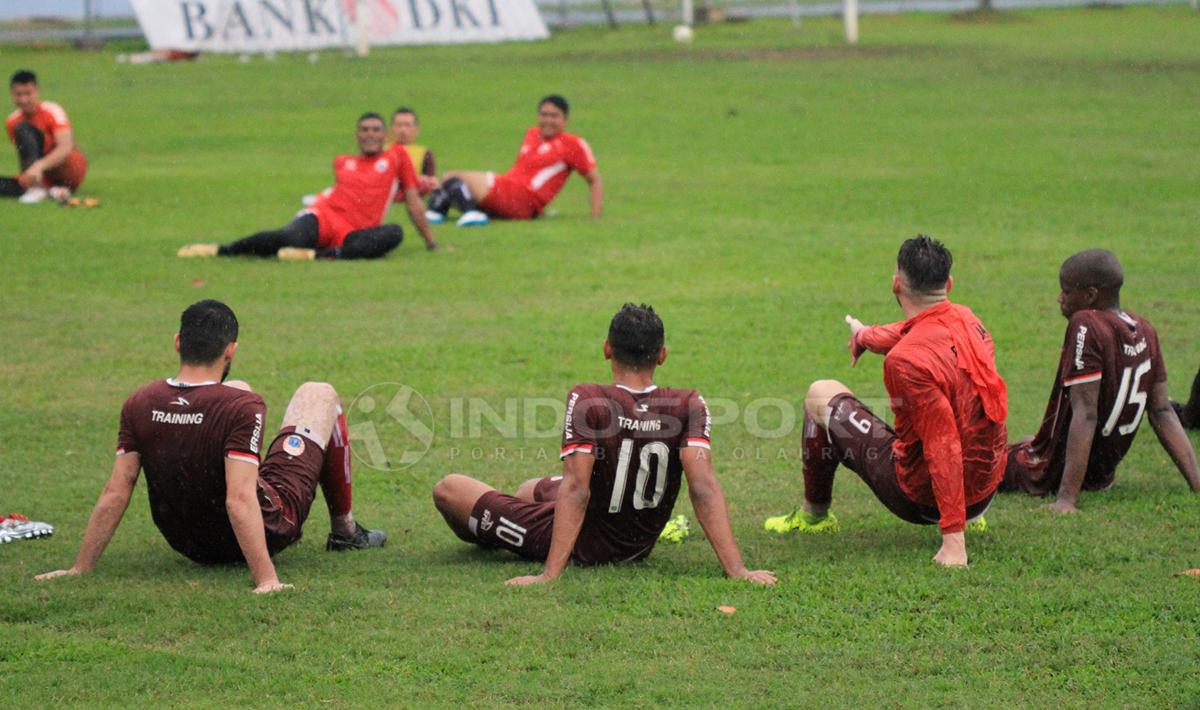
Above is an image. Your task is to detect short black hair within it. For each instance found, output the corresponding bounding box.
[357,111,385,126]
[179,300,239,365]
[1060,249,1123,297]
[539,94,569,116]
[392,107,418,122]
[10,70,37,86]
[897,235,953,293]
[608,303,664,369]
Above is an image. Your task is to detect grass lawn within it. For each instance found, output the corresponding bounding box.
[2,6,1199,706]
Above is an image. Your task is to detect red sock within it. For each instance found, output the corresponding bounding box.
[801,414,839,507]
[320,408,353,517]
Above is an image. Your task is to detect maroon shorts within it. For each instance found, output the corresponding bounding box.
[827,394,993,526]
[257,426,324,555]
[469,490,555,561]
[479,174,542,220]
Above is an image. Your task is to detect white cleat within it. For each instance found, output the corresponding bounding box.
[18,186,48,204]
[456,210,489,228]
[425,209,446,224]
[48,186,72,203]
[0,514,54,543]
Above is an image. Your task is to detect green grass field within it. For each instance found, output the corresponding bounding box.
[3,7,1199,706]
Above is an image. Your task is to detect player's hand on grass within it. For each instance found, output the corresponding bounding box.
[505,573,553,586]
[1045,498,1079,515]
[933,532,968,567]
[845,314,867,367]
[21,164,45,186]
[253,580,294,594]
[35,567,83,581]
[729,568,777,586]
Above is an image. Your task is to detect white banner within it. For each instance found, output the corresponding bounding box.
[129,0,548,52]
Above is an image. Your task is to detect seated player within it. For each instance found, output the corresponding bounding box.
[1002,249,1200,511]
[1170,366,1200,430]
[764,236,1007,567]
[36,300,385,594]
[178,112,438,260]
[3,70,88,204]
[432,304,775,586]
[424,94,602,228]
[390,107,438,195]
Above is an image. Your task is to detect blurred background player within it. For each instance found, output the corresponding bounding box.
[765,236,1007,567]
[35,300,385,594]
[424,94,602,228]
[432,303,775,587]
[3,69,88,204]
[178,113,438,260]
[1170,366,1200,430]
[1002,249,1200,511]
[390,107,437,195]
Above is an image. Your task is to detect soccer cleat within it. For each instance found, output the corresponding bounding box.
[658,514,691,544]
[0,513,54,543]
[456,210,489,228]
[326,522,386,551]
[276,247,316,262]
[48,186,72,203]
[177,243,219,258]
[424,209,447,224]
[18,186,48,204]
[763,509,840,535]
[965,515,988,534]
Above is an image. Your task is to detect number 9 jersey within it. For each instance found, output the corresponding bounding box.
[560,383,712,565]
[1006,309,1166,495]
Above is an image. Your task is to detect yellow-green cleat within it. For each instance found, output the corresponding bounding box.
[965,515,988,534]
[763,508,840,534]
[659,514,691,544]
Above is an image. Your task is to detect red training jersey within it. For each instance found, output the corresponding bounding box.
[502,127,596,210]
[1015,309,1166,495]
[307,144,418,245]
[560,383,711,565]
[116,379,266,564]
[6,101,71,152]
[879,302,1008,533]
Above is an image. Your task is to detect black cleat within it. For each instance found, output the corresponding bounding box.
[326,522,387,551]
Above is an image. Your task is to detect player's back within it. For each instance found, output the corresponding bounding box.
[562,383,710,565]
[117,380,265,563]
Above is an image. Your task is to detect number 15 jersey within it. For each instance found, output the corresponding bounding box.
[1022,309,1166,492]
[560,383,711,565]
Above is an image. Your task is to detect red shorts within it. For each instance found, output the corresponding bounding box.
[44,148,88,190]
[479,174,542,220]
[306,207,355,248]
[257,426,325,554]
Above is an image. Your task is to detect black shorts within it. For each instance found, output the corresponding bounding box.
[257,426,324,554]
[827,393,993,526]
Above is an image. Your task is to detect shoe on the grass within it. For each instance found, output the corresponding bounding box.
[48,186,72,203]
[763,508,840,534]
[177,243,219,258]
[456,210,489,228]
[0,513,54,543]
[659,514,691,544]
[326,522,386,551]
[18,186,48,204]
[965,515,988,534]
[424,209,446,224]
[276,247,316,261]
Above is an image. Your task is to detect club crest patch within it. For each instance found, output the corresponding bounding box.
[283,434,305,456]
[375,158,390,172]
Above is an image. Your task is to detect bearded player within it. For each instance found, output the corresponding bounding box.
[423,95,602,228]
[1001,249,1200,511]
[3,69,88,203]
[178,113,439,260]
[36,300,385,594]
[765,236,1007,567]
[432,304,774,586]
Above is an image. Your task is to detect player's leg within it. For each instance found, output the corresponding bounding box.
[426,171,491,221]
[336,225,404,260]
[13,123,44,172]
[432,474,498,542]
[215,214,320,257]
[0,177,23,197]
[45,148,88,193]
[514,475,561,503]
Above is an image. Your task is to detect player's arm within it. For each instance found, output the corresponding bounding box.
[224,457,290,594]
[682,447,776,585]
[36,452,141,580]
[23,127,74,183]
[402,186,440,251]
[582,169,603,220]
[1050,380,1101,513]
[907,385,969,566]
[846,315,904,366]
[1146,380,1200,492]
[507,452,593,586]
